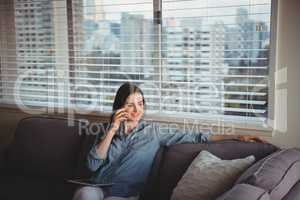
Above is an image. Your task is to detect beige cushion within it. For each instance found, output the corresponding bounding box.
[171,151,255,200]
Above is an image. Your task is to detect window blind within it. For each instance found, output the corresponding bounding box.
[160,0,272,127]
[0,0,273,128]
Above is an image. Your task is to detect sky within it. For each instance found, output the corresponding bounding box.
[85,0,272,25]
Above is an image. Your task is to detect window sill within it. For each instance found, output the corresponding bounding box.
[0,104,273,137]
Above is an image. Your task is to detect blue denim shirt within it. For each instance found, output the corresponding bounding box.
[87,119,211,197]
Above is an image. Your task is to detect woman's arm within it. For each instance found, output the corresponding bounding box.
[94,108,128,159]
[154,123,210,146]
[209,134,266,143]
[87,127,119,172]
[87,108,128,172]
[94,128,116,159]
[153,122,266,147]
[154,123,266,146]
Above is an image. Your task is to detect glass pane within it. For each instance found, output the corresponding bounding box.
[72,0,157,112]
[161,0,271,126]
[10,0,68,109]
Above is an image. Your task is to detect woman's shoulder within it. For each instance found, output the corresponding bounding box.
[142,120,161,132]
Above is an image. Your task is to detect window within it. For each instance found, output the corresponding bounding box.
[0,0,275,130]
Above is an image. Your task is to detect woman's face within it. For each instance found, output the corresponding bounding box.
[123,92,144,123]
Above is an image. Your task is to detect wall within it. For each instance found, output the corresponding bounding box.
[268,0,300,148]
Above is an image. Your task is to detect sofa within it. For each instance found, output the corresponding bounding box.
[0,116,299,200]
[141,137,300,200]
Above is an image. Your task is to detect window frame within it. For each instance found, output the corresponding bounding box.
[0,0,278,135]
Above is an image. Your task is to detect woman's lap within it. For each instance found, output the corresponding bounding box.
[72,186,104,200]
[72,186,138,200]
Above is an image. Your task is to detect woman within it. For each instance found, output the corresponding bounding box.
[73,82,265,200]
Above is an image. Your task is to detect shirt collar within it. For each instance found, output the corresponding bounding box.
[115,118,146,137]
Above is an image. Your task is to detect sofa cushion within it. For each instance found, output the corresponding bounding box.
[217,184,270,200]
[142,140,278,200]
[171,151,255,200]
[7,117,86,178]
[236,148,300,200]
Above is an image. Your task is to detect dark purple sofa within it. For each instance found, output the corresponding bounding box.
[140,141,278,200]
[141,140,300,200]
[0,116,299,200]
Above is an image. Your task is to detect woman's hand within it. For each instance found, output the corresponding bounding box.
[209,135,268,143]
[236,135,267,143]
[94,108,128,159]
[110,108,129,132]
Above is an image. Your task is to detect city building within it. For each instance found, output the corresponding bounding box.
[13,0,57,107]
[161,18,228,116]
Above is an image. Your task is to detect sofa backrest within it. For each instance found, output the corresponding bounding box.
[7,116,87,179]
[141,140,279,200]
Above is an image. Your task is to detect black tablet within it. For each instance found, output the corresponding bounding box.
[66,179,114,187]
